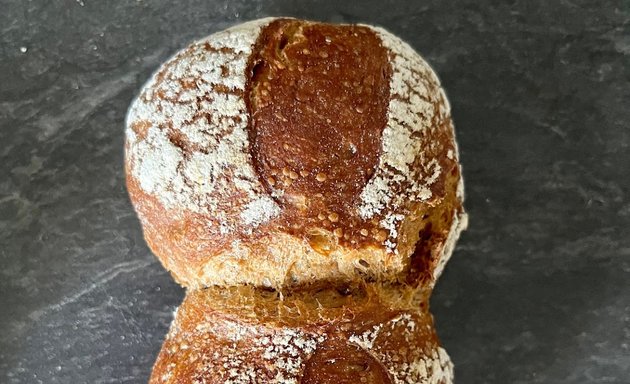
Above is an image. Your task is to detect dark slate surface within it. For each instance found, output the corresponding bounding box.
[1,1,628,383]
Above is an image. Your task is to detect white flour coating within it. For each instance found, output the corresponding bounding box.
[241,196,281,228]
[348,324,383,350]
[389,313,417,332]
[126,18,279,231]
[380,212,406,254]
[255,330,324,383]
[351,314,454,384]
[359,26,455,251]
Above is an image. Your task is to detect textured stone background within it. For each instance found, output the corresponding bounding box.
[1,1,628,383]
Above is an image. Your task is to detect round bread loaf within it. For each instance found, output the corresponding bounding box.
[149,284,453,384]
[125,17,467,289]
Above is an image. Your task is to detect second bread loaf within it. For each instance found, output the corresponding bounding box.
[150,285,453,384]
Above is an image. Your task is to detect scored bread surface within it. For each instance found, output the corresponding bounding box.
[125,17,466,289]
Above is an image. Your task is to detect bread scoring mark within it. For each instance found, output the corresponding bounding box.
[301,337,393,384]
[359,27,452,253]
[246,19,392,249]
[125,18,280,233]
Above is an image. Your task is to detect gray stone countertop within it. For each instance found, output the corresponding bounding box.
[1,1,628,383]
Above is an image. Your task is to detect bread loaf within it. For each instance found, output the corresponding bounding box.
[125,18,467,290]
[125,17,467,384]
[149,285,453,384]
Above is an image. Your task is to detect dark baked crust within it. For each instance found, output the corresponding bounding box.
[149,285,453,384]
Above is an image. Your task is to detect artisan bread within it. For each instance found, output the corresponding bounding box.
[125,17,466,289]
[150,284,453,384]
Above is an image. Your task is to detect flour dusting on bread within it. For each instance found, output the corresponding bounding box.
[358,26,454,253]
[126,18,278,231]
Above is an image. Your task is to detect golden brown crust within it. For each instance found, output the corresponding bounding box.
[149,286,453,384]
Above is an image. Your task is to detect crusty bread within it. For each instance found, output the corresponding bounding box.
[127,18,467,383]
[150,285,453,384]
[125,18,467,289]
